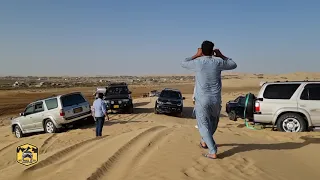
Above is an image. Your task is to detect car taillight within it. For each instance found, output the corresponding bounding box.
[255,102,260,112]
[60,109,65,116]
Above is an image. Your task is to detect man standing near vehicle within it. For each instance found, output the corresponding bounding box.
[181,40,237,159]
[92,93,109,137]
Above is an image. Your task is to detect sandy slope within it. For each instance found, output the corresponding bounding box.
[0,95,320,180]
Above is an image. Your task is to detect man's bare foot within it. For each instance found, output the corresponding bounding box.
[203,153,217,159]
[200,142,208,148]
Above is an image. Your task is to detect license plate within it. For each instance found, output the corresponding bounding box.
[113,105,119,108]
[73,107,83,113]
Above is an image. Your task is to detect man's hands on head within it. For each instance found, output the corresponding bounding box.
[190,47,229,60]
[213,49,228,60]
[192,48,203,60]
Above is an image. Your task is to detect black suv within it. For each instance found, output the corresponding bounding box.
[103,83,133,113]
[225,95,246,121]
[154,88,185,116]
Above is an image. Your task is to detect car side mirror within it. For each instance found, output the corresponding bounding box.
[128,91,132,94]
[20,112,25,116]
[182,97,185,100]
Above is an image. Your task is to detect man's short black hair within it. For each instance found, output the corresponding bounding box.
[97,93,104,99]
[201,40,214,56]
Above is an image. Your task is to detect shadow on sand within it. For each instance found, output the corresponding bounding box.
[134,101,151,108]
[218,136,320,159]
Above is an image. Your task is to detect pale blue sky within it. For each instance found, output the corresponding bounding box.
[0,0,319,76]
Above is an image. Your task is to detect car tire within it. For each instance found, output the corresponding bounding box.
[44,119,57,133]
[276,113,307,132]
[176,112,183,117]
[228,111,237,121]
[14,125,23,138]
[154,103,159,114]
[244,93,255,119]
[127,106,134,114]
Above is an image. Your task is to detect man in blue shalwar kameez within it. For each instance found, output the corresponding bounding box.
[181,40,237,159]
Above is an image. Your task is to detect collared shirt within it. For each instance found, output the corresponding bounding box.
[92,98,107,117]
[181,56,237,104]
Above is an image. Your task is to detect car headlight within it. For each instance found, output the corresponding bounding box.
[105,100,110,104]
[177,103,182,106]
[123,99,129,102]
[157,100,163,104]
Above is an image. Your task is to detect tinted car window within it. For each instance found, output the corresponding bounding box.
[300,84,320,100]
[61,93,86,107]
[34,102,44,113]
[45,98,58,110]
[239,97,246,105]
[160,90,181,99]
[25,105,34,115]
[263,84,300,99]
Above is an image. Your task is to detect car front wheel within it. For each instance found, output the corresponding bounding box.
[228,111,237,121]
[276,113,307,132]
[14,125,23,138]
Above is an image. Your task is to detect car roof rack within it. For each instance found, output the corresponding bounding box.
[35,94,58,102]
[106,82,127,86]
[163,88,181,92]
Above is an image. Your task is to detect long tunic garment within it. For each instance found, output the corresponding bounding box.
[181,56,237,154]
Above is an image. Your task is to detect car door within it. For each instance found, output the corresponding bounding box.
[20,104,36,131]
[297,83,320,126]
[32,102,45,130]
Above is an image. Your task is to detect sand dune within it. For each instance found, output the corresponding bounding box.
[1,78,320,180]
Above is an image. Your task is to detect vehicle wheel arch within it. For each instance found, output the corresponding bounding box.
[12,123,24,133]
[274,110,310,128]
[42,117,59,130]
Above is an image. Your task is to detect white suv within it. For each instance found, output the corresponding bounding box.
[11,92,93,138]
[253,81,320,132]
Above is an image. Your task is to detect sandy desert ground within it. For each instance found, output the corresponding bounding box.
[0,74,320,180]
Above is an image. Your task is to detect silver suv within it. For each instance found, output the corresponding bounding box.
[11,92,92,138]
[254,81,320,132]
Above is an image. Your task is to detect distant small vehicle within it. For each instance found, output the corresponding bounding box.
[154,88,185,117]
[149,90,158,97]
[225,96,246,121]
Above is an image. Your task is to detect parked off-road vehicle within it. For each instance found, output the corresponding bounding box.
[11,92,93,138]
[154,88,185,117]
[246,81,320,132]
[226,95,246,121]
[101,82,133,113]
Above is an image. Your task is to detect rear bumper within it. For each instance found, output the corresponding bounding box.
[156,104,182,113]
[107,103,133,111]
[253,113,273,124]
[59,111,92,126]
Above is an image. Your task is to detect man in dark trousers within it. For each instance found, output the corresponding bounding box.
[92,93,109,137]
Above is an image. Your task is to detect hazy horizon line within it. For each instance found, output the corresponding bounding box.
[1,71,320,78]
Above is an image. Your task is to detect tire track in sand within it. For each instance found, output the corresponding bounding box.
[39,133,59,154]
[121,128,174,180]
[24,135,110,172]
[0,141,20,155]
[86,125,168,180]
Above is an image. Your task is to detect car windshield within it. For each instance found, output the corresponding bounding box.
[106,86,128,95]
[61,93,86,107]
[239,97,246,105]
[160,90,181,99]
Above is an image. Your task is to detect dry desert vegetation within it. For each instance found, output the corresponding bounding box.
[0,72,320,180]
